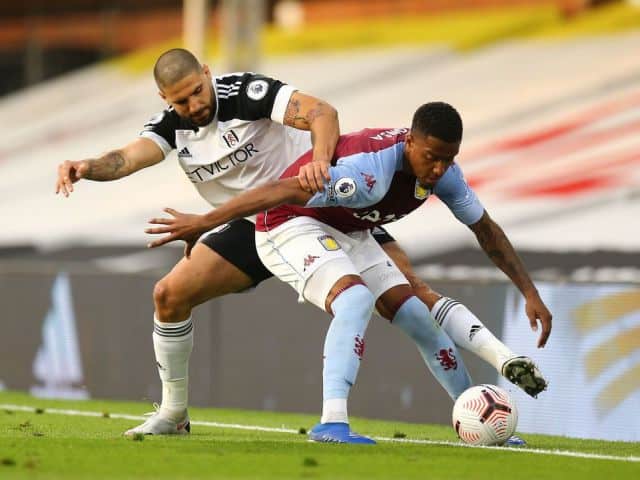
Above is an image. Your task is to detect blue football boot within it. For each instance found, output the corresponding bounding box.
[309,422,376,444]
[504,434,526,447]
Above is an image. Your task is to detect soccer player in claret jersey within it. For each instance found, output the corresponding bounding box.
[55,48,506,439]
[146,102,551,445]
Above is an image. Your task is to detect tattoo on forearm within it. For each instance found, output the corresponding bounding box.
[284,99,327,129]
[474,223,506,264]
[85,151,127,181]
[473,214,535,293]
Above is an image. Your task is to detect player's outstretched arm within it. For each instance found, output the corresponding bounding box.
[469,210,552,348]
[283,91,339,193]
[146,177,312,257]
[55,138,164,197]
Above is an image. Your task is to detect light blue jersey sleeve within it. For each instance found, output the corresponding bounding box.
[434,163,485,225]
[305,142,404,208]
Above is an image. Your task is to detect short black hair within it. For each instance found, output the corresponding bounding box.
[153,48,203,90]
[411,102,463,143]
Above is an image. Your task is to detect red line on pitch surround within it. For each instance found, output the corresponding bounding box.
[465,116,640,189]
[504,149,640,199]
[513,177,616,198]
[461,90,640,161]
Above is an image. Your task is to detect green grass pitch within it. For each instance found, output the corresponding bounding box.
[0,391,638,479]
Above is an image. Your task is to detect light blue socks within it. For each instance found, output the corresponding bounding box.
[393,296,472,400]
[321,284,375,423]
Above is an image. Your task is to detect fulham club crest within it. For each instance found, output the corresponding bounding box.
[222,130,240,148]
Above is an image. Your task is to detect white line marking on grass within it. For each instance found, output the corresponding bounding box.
[2,404,638,463]
[0,404,299,434]
[376,436,640,462]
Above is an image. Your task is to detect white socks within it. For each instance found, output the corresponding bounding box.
[153,316,193,421]
[431,297,515,371]
[321,398,349,424]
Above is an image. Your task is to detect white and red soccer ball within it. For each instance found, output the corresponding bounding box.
[452,384,518,446]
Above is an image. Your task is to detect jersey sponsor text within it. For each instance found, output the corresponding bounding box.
[185,143,260,183]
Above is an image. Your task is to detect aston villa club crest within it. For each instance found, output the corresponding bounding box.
[318,235,340,251]
[222,130,240,148]
[414,180,432,200]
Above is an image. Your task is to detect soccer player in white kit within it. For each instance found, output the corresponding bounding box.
[55,48,339,435]
[147,102,551,444]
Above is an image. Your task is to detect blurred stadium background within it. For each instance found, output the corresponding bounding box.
[0,0,639,442]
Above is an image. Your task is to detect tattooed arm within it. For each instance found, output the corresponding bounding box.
[470,210,552,347]
[56,138,164,196]
[283,91,339,193]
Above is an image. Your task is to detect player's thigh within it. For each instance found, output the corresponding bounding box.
[201,219,273,287]
[159,219,269,307]
[160,243,255,307]
[256,217,361,311]
[348,230,409,299]
[348,233,412,319]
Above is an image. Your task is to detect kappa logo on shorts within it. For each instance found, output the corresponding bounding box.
[303,254,320,271]
[414,180,432,200]
[318,235,340,251]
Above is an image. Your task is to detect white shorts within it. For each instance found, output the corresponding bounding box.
[255,216,408,311]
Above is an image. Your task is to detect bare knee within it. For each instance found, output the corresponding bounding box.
[324,274,366,315]
[382,241,442,309]
[394,268,441,309]
[153,278,192,322]
[410,278,442,310]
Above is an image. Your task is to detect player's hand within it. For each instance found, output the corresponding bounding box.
[145,208,208,258]
[524,292,552,348]
[297,159,331,193]
[55,160,90,197]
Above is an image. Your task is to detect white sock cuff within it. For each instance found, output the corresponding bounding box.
[153,315,193,338]
[431,297,462,326]
[321,398,348,424]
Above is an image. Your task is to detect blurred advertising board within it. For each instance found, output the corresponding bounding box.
[499,283,640,441]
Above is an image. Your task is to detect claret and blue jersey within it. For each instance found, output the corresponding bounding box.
[255,127,484,232]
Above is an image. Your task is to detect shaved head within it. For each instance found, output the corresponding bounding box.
[153,48,203,90]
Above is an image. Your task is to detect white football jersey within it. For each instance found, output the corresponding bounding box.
[140,73,312,212]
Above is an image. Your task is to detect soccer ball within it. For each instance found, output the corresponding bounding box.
[452,384,518,446]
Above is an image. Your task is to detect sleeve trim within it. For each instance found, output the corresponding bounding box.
[270,84,297,124]
[140,131,172,158]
